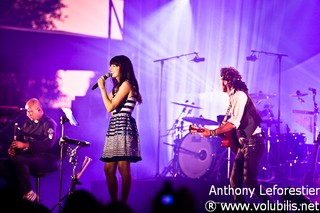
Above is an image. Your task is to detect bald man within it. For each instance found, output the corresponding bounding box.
[0,98,58,202]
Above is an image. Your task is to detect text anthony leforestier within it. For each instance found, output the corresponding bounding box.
[209,184,320,198]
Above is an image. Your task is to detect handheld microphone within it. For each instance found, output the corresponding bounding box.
[91,73,111,90]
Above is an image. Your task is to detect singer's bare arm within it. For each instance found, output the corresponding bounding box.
[98,78,132,112]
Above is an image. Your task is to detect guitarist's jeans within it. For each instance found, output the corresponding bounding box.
[230,135,274,203]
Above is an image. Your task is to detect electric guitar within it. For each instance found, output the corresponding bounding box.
[189,124,240,153]
[302,132,320,187]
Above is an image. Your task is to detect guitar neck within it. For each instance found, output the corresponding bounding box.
[189,125,204,133]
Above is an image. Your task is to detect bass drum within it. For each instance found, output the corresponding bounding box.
[178,133,216,179]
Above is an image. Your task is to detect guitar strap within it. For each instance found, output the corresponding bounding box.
[221,99,241,149]
[221,102,232,124]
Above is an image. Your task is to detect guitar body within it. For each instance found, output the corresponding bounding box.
[220,129,238,148]
[219,129,239,154]
[189,125,239,153]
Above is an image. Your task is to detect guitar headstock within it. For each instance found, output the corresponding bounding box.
[189,124,204,134]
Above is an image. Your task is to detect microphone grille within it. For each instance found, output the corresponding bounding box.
[103,73,111,79]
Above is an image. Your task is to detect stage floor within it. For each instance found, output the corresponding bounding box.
[2,172,319,213]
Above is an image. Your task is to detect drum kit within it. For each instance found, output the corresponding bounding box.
[253,91,316,182]
[161,90,317,182]
[160,101,224,180]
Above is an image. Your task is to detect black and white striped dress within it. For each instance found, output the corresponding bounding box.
[100,96,142,163]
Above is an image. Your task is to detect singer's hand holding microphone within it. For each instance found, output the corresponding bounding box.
[91,73,112,90]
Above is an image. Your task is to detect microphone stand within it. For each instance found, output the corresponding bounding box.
[52,108,79,213]
[311,90,318,145]
[56,115,69,213]
[250,50,288,135]
[153,52,198,177]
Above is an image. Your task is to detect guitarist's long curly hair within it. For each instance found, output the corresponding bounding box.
[220,67,248,93]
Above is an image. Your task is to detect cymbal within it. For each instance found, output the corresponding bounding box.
[171,102,202,109]
[289,92,308,97]
[250,92,276,99]
[182,116,219,125]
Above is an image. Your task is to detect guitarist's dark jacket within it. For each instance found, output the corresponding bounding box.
[237,93,262,139]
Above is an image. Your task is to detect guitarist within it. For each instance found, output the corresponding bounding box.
[199,67,274,204]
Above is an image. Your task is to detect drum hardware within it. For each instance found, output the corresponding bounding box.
[160,140,183,178]
[178,133,216,179]
[258,102,276,168]
[250,91,276,105]
[259,105,275,119]
[289,90,308,97]
[182,116,219,126]
[161,138,207,178]
[164,120,186,139]
[164,100,196,140]
[160,100,202,177]
[154,53,198,177]
[171,101,202,109]
[161,133,219,179]
[290,90,308,103]
[259,117,282,181]
[260,132,309,181]
[250,91,276,100]
[292,109,314,115]
[264,104,274,108]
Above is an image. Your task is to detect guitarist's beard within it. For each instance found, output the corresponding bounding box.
[222,85,228,93]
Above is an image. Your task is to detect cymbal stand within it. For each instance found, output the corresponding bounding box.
[160,104,194,177]
[160,119,185,177]
[160,140,182,177]
[164,104,193,138]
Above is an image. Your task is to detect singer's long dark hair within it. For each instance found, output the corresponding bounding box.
[110,55,142,104]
